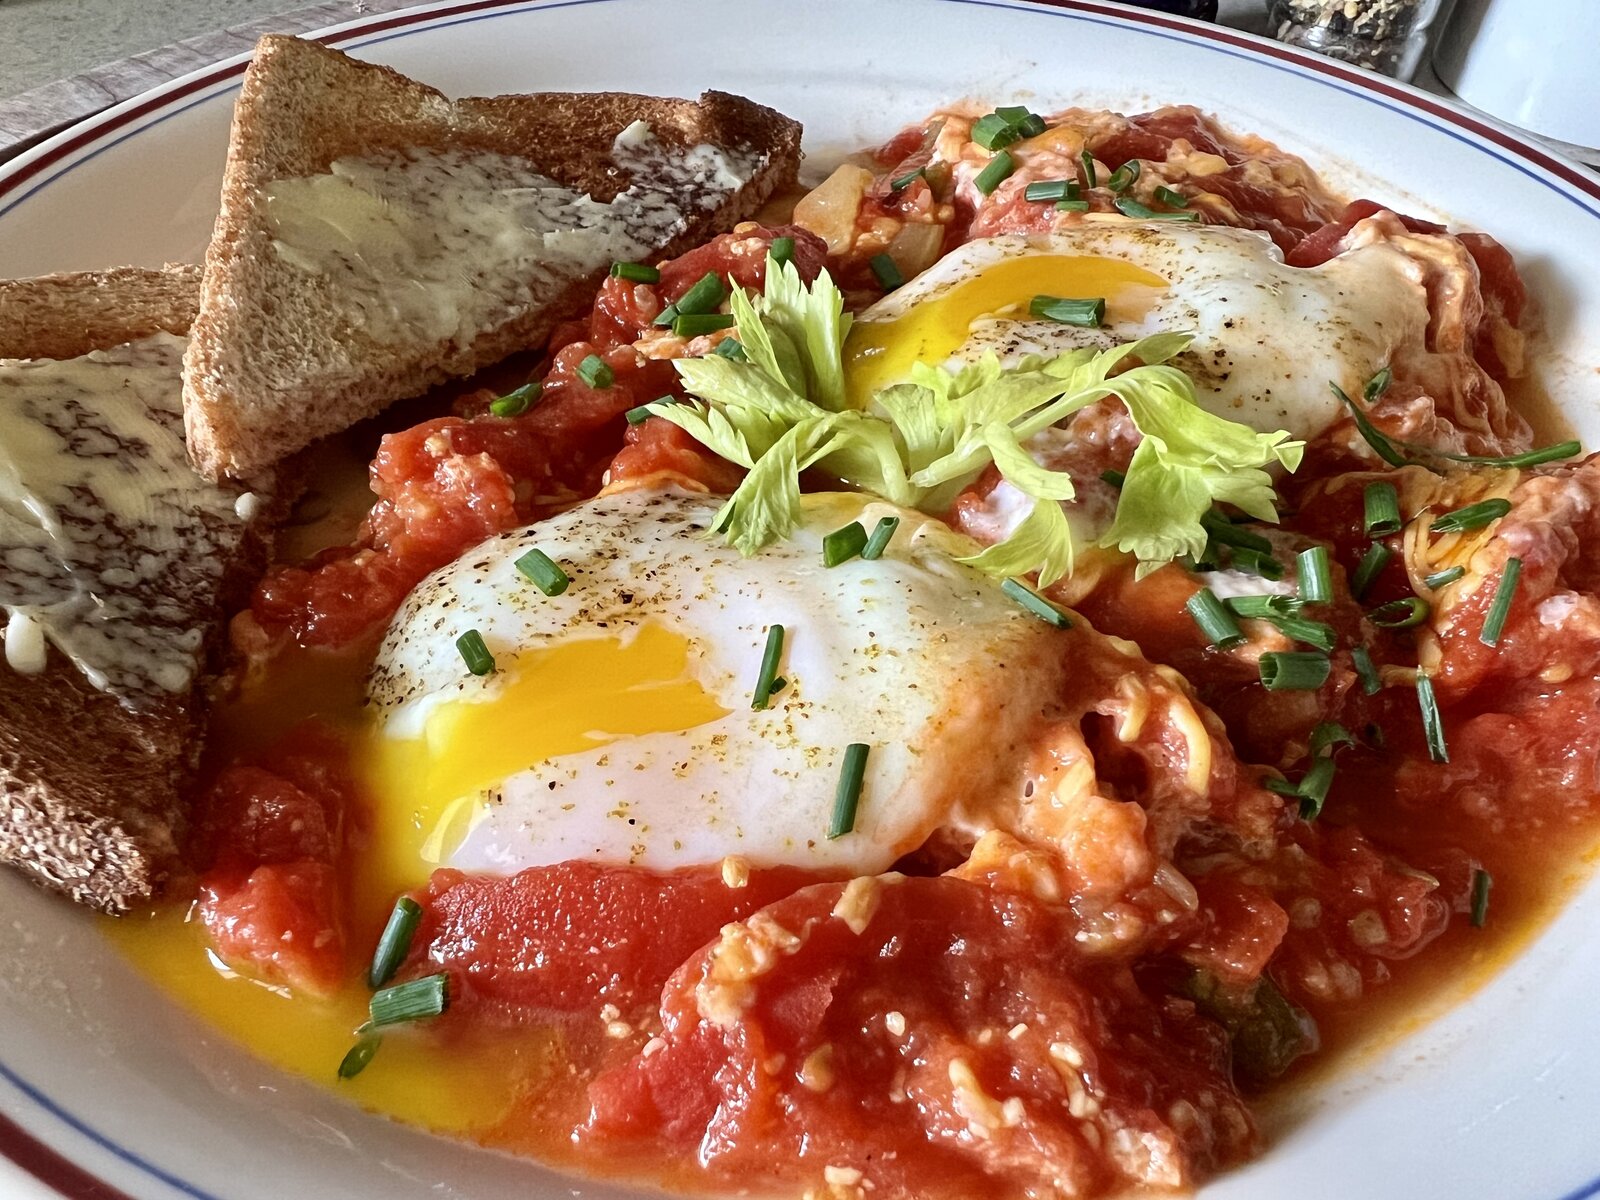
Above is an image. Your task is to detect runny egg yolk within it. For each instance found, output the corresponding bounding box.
[356,621,729,905]
[104,624,726,1133]
[843,254,1168,406]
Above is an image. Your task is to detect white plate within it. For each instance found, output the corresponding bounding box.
[2,2,1599,1198]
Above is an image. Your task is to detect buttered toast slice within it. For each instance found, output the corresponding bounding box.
[0,266,281,911]
[183,34,804,480]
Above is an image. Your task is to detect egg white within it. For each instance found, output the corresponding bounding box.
[364,487,1071,878]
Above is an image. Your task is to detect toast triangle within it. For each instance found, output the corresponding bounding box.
[182,35,803,480]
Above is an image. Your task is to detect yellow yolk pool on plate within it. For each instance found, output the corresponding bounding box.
[105,907,549,1134]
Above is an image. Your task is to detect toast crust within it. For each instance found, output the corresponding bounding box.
[0,266,279,912]
[184,34,804,480]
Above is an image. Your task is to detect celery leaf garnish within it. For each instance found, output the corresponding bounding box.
[651,255,1303,583]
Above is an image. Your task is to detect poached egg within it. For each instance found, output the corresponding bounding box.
[359,487,1072,886]
[844,223,1432,440]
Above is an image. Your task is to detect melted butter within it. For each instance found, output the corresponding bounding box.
[357,624,728,899]
[266,124,759,348]
[0,333,252,704]
[843,254,1167,407]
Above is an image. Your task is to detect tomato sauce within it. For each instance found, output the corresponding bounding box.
[113,110,1600,1200]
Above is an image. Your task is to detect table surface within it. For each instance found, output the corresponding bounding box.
[0,0,1265,101]
[0,0,1276,158]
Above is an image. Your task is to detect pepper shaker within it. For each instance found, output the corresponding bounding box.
[1267,0,1453,80]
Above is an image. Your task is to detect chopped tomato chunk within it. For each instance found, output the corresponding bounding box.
[196,723,356,996]
[408,862,828,1021]
[583,876,1255,1197]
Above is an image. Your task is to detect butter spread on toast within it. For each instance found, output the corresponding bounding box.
[0,332,250,705]
[264,122,758,347]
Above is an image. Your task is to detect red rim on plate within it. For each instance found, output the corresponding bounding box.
[1,2,1596,1197]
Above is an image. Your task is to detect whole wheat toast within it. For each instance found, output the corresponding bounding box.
[0,266,282,912]
[183,34,804,480]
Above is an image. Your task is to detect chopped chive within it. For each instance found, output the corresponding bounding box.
[1332,382,1410,468]
[1100,468,1126,489]
[369,974,449,1028]
[367,896,423,989]
[1154,185,1189,208]
[1352,645,1382,695]
[1115,196,1201,221]
[514,547,570,595]
[338,1032,382,1080]
[577,354,614,389]
[1430,498,1511,534]
[1469,868,1492,928]
[1363,366,1393,403]
[972,112,1022,151]
[1363,481,1402,537]
[1231,548,1285,579]
[870,253,905,291]
[673,312,736,337]
[1309,720,1356,757]
[1271,614,1337,653]
[1223,594,1302,620]
[1079,149,1098,188]
[1259,650,1331,691]
[769,237,795,267]
[1029,295,1105,327]
[1369,596,1429,629]
[1104,160,1141,192]
[675,271,728,315]
[1424,565,1466,589]
[1350,541,1392,601]
[1480,556,1522,647]
[455,629,494,676]
[1055,199,1091,213]
[861,516,901,561]
[973,150,1016,196]
[1336,376,1579,471]
[625,397,671,425]
[822,522,868,567]
[751,624,785,710]
[1417,671,1448,763]
[1455,440,1580,469]
[767,675,788,698]
[1200,513,1273,554]
[995,106,1046,137]
[1002,577,1071,628]
[889,167,925,192]
[828,743,870,839]
[610,260,660,283]
[712,337,746,360]
[1025,179,1074,202]
[652,303,680,328]
[1186,588,1245,648]
[489,381,541,418]
[1296,757,1337,821]
[1296,546,1333,603]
